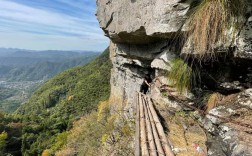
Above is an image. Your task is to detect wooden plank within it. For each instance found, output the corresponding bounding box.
[135,93,140,156]
[143,96,157,156]
[147,97,174,156]
[146,98,165,156]
[139,94,149,156]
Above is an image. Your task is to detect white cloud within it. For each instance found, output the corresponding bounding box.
[0,0,109,50]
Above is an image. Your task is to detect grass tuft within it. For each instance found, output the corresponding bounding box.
[168,58,193,94]
[185,0,247,60]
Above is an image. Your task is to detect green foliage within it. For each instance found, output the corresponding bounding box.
[168,58,193,94]
[14,48,112,155]
[0,131,8,153]
[50,131,69,154]
[0,113,22,155]
[0,87,20,112]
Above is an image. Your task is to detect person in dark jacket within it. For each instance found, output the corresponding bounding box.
[140,74,152,94]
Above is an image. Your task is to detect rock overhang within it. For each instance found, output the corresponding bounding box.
[96,0,195,44]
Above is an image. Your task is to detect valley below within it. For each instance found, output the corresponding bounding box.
[0,80,43,112]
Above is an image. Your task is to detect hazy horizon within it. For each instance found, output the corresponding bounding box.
[0,47,101,52]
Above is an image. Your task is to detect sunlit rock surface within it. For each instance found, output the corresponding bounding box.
[97,0,252,155]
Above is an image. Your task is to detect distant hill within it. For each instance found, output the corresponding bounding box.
[0,48,99,81]
[2,55,97,81]
[14,48,112,155]
[0,48,99,66]
[0,48,21,56]
[0,48,98,57]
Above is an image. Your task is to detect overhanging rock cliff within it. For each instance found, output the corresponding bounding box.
[97,0,192,43]
[97,0,252,155]
[97,0,252,109]
[97,0,196,110]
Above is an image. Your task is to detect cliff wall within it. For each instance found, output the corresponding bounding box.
[97,0,252,155]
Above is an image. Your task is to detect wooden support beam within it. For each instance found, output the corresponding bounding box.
[135,93,140,156]
[143,96,157,156]
[147,97,174,156]
[146,98,165,156]
[139,94,149,156]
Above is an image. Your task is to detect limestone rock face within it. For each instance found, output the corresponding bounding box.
[151,50,176,71]
[109,41,176,111]
[96,0,194,44]
[97,0,252,60]
[96,0,252,155]
[235,16,252,59]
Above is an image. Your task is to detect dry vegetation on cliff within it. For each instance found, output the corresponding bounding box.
[186,0,247,60]
[55,100,134,156]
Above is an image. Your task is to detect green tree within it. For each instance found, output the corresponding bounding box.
[0,131,8,154]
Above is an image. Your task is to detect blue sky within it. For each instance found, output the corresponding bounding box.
[0,0,109,51]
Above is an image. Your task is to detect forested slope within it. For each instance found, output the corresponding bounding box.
[13,48,112,155]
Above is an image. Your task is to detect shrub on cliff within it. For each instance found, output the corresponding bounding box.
[168,58,193,94]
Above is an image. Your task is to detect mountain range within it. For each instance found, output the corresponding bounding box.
[0,48,99,81]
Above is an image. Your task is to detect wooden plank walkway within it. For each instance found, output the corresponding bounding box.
[135,93,174,156]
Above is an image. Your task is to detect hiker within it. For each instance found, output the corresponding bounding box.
[140,74,152,94]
